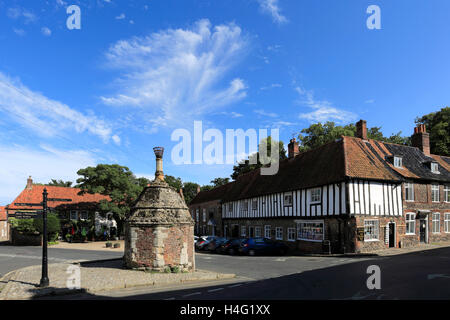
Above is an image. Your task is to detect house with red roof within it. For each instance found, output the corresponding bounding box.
[0,206,8,241]
[190,120,450,254]
[5,177,116,240]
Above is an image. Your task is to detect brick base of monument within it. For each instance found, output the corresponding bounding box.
[124,223,195,272]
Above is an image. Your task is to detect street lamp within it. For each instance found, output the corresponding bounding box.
[39,188,49,287]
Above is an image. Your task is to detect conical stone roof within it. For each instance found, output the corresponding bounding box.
[128,179,193,225]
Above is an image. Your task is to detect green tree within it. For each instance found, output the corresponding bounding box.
[183,182,200,205]
[47,179,73,187]
[298,121,410,152]
[76,164,143,235]
[165,175,183,191]
[33,213,61,241]
[210,177,230,187]
[231,136,287,180]
[415,107,450,156]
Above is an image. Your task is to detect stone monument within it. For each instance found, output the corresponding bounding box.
[124,147,195,272]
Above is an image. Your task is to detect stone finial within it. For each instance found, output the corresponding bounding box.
[153,147,164,181]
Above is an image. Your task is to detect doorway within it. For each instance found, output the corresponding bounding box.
[249,226,255,238]
[388,223,395,248]
[231,225,239,238]
[419,219,427,243]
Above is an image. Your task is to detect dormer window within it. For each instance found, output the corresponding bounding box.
[394,156,403,168]
[431,162,440,174]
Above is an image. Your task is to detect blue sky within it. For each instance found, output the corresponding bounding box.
[0,0,449,204]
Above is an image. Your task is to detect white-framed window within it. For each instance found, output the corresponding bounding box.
[364,220,379,241]
[297,220,324,242]
[241,200,248,213]
[241,226,246,237]
[394,156,403,168]
[202,209,206,222]
[228,204,233,213]
[431,162,440,174]
[432,213,440,233]
[275,227,283,240]
[405,183,414,202]
[310,188,321,203]
[252,199,258,210]
[444,185,450,203]
[195,209,199,222]
[406,213,415,235]
[264,225,271,238]
[431,184,440,202]
[70,210,78,220]
[445,213,450,233]
[202,225,206,235]
[284,192,293,207]
[255,226,262,237]
[80,211,88,220]
[287,228,296,241]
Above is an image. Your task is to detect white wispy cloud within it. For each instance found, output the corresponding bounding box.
[0,72,116,143]
[295,86,357,124]
[115,13,126,20]
[7,7,37,24]
[0,144,96,205]
[257,0,288,24]
[254,109,278,117]
[101,19,248,129]
[260,83,282,91]
[41,27,52,36]
[13,28,26,36]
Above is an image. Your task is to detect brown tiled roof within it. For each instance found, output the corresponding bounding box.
[189,183,235,205]
[0,206,6,221]
[189,135,450,204]
[7,185,110,211]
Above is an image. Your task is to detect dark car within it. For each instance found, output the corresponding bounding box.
[195,236,218,251]
[239,237,289,256]
[217,238,246,255]
[205,237,228,252]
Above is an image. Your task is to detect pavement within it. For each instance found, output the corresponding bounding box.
[49,240,124,252]
[0,259,235,300]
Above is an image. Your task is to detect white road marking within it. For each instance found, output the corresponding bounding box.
[228,283,243,288]
[164,297,176,300]
[182,292,202,297]
[208,287,224,292]
[0,253,68,262]
[427,274,450,280]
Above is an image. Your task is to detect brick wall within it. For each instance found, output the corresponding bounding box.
[0,221,9,241]
[189,200,223,237]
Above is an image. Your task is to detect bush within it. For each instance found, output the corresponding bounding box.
[10,218,38,234]
[33,213,61,235]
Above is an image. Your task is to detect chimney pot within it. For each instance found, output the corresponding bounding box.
[26,176,33,189]
[288,138,300,158]
[153,147,165,181]
[412,124,430,156]
[356,120,368,140]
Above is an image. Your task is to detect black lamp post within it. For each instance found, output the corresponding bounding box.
[39,188,49,287]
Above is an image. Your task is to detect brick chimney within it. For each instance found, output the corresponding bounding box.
[411,124,430,156]
[26,176,33,189]
[356,120,368,140]
[288,138,299,158]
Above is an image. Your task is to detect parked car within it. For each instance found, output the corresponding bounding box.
[217,238,246,255]
[195,236,217,251]
[239,237,289,256]
[205,237,228,252]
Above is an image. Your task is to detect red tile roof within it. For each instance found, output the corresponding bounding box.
[0,206,6,221]
[7,185,110,211]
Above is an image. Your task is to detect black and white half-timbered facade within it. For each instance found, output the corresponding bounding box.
[190,120,450,254]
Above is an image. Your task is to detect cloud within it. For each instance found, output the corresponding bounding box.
[101,19,248,129]
[365,99,375,104]
[0,144,96,205]
[0,72,116,143]
[116,13,126,20]
[41,27,52,36]
[257,0,288,24]
[295,86,357,124]
[13,28,26,36]
[260,83,282,91]
[7,7,37,24]
[112,134,121,145]
[254,109,278,117]
[219,111,243,118]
